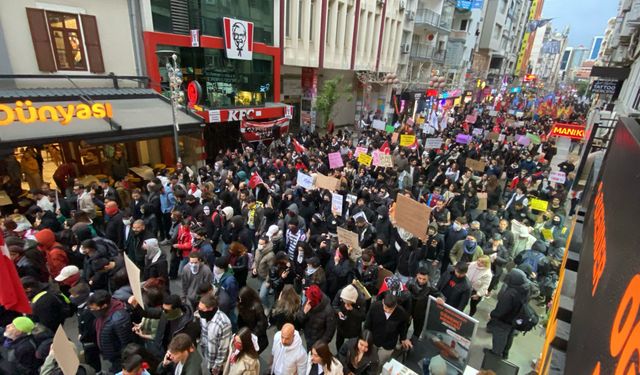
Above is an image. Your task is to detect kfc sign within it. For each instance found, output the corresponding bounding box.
[223,17,254,60]
[550,123,586,140]
[203,106,292,123]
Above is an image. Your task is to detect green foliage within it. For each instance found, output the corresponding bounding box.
[576,81,590,97]
[315,76,352,128]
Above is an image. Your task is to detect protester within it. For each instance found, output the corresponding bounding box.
[270,323,307,375]
[222,327,260,375]
[306,341,344,375]
[197,293,232,375]
[338,330,379,375]
[157,333,203,375]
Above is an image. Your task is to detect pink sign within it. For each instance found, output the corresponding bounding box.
[328,152,343,169]
[372,151,381,166]
[465,114,477,124]
[354,146,368,158]
[517,135,531,146]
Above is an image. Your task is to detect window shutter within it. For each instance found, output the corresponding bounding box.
[26,8,57,72]
[80,14,105,73]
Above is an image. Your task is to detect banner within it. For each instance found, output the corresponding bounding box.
[550,123,586,140]
[328,152,344,169]
[240,117,289,142]
[423,296,479,372]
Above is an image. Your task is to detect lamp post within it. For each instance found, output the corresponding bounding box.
[166,54,183,164]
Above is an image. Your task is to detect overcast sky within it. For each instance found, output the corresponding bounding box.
[541,0,619,48]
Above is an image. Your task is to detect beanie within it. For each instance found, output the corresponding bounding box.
[105,201,119,217]
[340,285,358,304]
[12,317,35,334]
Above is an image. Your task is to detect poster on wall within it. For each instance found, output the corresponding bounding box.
[422,297,479,373]
[223,17,254,60]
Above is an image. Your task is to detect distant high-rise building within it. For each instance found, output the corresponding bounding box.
[589,36,604,60]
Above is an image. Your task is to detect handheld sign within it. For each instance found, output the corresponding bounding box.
[400,134,416,147]
[297,171,315,189]
[328,152,344,169]
[357,153,373,166]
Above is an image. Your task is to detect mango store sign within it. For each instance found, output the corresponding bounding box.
[0,100,113,125]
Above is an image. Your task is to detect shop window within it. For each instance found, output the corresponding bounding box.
[199,0,274,44]
[26,8,104,73]
[460,19,468,31]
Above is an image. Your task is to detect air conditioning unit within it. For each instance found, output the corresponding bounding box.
[399,0,406,10]
[402,43,411,53]
[407,10,415,21]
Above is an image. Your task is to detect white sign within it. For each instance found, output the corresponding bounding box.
[190,29,200,47]
[297,171,314,189]
[331,193,343,216]
[208,110,221,123]
[285,105,293,119]
[424,137,443,149]
[223,17,254,60]
[489,110,498,117]
[372,119,386,131]
[516,111,524,118]
[549,171,566,184]
[472,128,483,136]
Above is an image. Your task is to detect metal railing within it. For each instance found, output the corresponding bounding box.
[410,43,446,62]
[414,8,441,28]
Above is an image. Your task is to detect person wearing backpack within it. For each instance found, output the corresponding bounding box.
[20,276,71,333]
[0,317,40,375]
[486,268,532,359]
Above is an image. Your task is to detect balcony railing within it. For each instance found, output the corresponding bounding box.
[410,43,447,63]
[449,30,469,40]
[415,8,441,28]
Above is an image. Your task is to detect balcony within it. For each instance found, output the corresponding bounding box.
[414,8,452,31]
[410,43,447,63]
[449,30,469,41]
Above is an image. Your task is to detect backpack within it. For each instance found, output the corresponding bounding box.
[32,290,74,319]
[211,210,225,228]
[94,237,119,258]
[53,244,84,268]
[512,301,539,332]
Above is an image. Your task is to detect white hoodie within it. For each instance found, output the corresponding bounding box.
[271,330,307,375]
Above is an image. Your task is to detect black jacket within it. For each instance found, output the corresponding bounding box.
[0,334,40,375]
[364,301,409,350]
[30,288,67,333]
[157,350,203,375]
[295,294,337,349]
[332,287,366,339]
[143,253,169,282]
[436,267,472,311]
[338,337,379,375]
[406,279,441,317]
[96,300,133,362]
[104,211,125,249]
[237,301,269,352]
[491,269,530,324]
[325,258,354,299]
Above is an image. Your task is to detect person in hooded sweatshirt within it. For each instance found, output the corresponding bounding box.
[87,290,133,372]
[142,238,169,286]
[487,268,531,359]
[449,235,484,266]
[374,205,393,245]
[442,217,468,274]
[284,202,307,231]
[295,284,337,350]
[34,228,68,280]
[270,323,307,375]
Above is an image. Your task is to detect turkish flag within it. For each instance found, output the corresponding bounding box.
[292,138,307,154]
[0,231,32,315]
[248,171,263,189]
[379,141,391,155]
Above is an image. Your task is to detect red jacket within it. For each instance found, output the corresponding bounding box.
[34,229,68,279]
[174,224,193,257]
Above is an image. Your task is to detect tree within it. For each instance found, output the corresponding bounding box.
[315,76,352,128]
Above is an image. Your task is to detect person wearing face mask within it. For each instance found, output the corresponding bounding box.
[197,293,232,375]
[449,235,484,266]
[87,290,133,373]
[466,256,493,317]
[212,256,240,328]
[0,317,40,375]
[181,252,213,308]
[69,282,101,372]
[442,217,468,274]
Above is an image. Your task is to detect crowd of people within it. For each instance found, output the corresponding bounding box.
[0,98,582,375]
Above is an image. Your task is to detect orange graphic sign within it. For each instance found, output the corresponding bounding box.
[0,100,113,126]
[592,182,606,296]
[550,123,586,140]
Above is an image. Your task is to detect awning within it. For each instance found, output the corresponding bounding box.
[0,91,203,151]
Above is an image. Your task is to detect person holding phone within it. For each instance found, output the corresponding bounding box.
[157,333,203,375]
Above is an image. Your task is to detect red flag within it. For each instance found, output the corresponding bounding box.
[248,171,263,189]
[0,231,32,314]
[292,138,306,154]
[379,141,391,155]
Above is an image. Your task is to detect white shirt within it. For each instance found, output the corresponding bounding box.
[174,362,183,375]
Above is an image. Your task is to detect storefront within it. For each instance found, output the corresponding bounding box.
[0,85,204,190]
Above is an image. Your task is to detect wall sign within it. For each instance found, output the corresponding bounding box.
[223,17,254,60]
[202,106,289,123]
[550,123,586,140]
[591,80,620,95]
[187,81,202,106]
[0,100,113,126]
[190,29,200,47]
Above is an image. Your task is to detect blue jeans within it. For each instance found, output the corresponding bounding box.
[178,257,189,275]
[259,279,272,311]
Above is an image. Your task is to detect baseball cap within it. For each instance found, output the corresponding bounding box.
[54,265,80,282]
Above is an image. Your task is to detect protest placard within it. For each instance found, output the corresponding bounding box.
[372,119,386,131]
[357,153,373,166]
[465,159,486,172]
[530,198,549,211]
[0,190,12,206]
[354,146,368,158]
[465,114,477,124]
[516,111,524,118]
[331,193,343,216]
[337,227,361,256]
[53,326,80,375]
[129,166,155,181]
[549,171,566,184]
[489,110,498,117]
[296,171,314,189]
[400,134,416,147]
[487,132,500,141]
[124,254,145,309]
[391,133,399,144]
[526,133,541,144]
[314,173,341,191]
[385,125,395,133]
[328,152,343,169]
[477,192,488,211]
[346,194,358,205]
[472,128,484,136]
[517,135,531,146]
[395,194,431,240]
[377,154,393,168]
[424,138,443,149]
[456,134,472,144]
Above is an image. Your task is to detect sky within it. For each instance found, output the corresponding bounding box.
[541,0,619,48]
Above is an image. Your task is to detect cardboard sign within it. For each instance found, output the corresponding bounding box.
[391,133,399,144]
[331,193,343,216]
[354,146,368,158]
[549,171,566,184]
[377,154,393,168]
[328,152,343,169]
[314,173,340,191]
[53,326,80,375]
[472,127,484,136]
[477,192,488,211]
[337,227,360,252]
[357,153,373,166]
[395,194,431,240]
[456,134,472,144]
[424,137,443,149]
[385,125,395,133]
[0,190,12,206]
[487,132,500,141]
[400,134,416,147]
[124,254,145,309]
[129,166,155,181]
[529,198,549,211]
[297,171,315,189]
[465,158,486,172]
[372,119,386,131]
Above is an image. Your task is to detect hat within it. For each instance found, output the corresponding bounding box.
[12,317,35,334]
[266,225,280,239]
[222,207,234,221]
[55,265,80,282]
[492,233,502,241]
[340,285,358,304]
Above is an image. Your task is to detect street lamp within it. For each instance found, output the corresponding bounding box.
[166,54,183,164]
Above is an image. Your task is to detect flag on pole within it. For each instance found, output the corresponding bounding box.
[292,138,307,154]
[527,18,552,32]
[248,171,264,189]
[379,141,391,155]
[0,231,32,315]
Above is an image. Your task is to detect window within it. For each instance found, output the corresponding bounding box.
[285,0,290,37]
[460,19,468,31]
[46,12,86,70]
[26,8,104,73]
